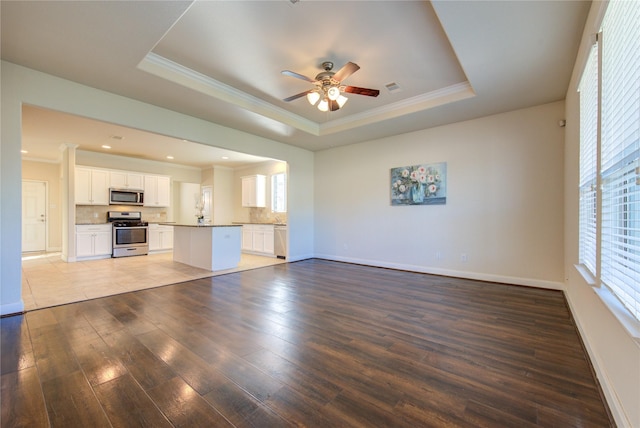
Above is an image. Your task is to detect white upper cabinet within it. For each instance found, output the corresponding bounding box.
[241,175,266,208]
[75,167,109,205]
[144,175,171,207]
[110,171,144,190]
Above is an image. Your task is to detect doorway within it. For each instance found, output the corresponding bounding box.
[22,180,47,253]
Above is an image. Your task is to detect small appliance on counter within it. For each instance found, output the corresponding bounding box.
[108,211,149,258]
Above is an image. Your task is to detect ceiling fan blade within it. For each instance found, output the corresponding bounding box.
[343,86,380,97]
[332,62,360,82]
[281,70,316,83]
[283,90,313,102]
[329,99,340,111]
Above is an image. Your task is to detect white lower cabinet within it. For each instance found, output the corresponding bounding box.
[149,224,174,252]
[76,224,112,258]
[241,224,274,256]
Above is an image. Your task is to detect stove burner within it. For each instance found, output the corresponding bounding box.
[111,221,148,227]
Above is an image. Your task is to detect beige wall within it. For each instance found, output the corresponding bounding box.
[22,160,62,251]
[315,101,565,288]
[212,166,234,225]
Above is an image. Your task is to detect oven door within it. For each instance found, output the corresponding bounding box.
[112,226,148,257]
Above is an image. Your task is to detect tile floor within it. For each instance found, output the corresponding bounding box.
[21,251,287,311]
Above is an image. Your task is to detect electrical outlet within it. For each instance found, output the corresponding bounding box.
[461,253,468,262]
[435,251,442,261]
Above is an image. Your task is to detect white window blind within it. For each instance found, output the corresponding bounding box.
[600,0,640,320]
[578,43,599,275]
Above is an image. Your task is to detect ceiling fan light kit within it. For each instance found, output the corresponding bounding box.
[282,61,379,112]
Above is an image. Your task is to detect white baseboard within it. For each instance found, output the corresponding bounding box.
[1,300,25,317]
[564,291,631,427]
[313,254,564,290]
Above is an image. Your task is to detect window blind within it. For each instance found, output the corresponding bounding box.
[579,44,599,275]
[600,0,640,320]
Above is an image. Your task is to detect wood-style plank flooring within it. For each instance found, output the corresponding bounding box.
[1,259,613,427]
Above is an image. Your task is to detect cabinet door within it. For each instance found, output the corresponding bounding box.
[111,171,144,189]
[254,175,266,207]
[156,176,170,207]
[127,173,144,190]
[110,171,128,189]
[263,230,275,255]
[75,168,92,205]
[93,231,112,255]
[90,169,109,205]
[160,229,173,250]
[144,176,157,207]
[144,175,171,207]
[241,177,255,207]
[252,230,265,252]
[242,226,253,251]
[148,228,161,251]
[76,232,94,257]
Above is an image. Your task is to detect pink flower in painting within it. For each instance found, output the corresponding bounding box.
[410,170,418,181]
[428,184,437,194]
[402,169,410,178]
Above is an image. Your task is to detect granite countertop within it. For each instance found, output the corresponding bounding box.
[161,223,241,228]
[232,222,287,226]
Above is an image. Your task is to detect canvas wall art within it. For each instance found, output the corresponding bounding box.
[390,162,447,205]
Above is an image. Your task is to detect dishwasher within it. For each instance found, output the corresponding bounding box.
[274,225,287,259]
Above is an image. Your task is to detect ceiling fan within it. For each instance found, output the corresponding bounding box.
[281,61,380,112]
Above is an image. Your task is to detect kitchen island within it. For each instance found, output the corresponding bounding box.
[165,224,242,271]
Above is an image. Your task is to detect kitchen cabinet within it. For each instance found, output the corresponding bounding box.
[110,171,144,190]
[76,224,112,258]
[241,224,274,256]
[144,175,171,207]
[241,175,266,207]
[75,167,109,205]
[149,224,173,251]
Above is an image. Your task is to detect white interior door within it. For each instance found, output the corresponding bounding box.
[22,181,47,252]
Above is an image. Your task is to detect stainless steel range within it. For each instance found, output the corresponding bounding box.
[107,211,149,258]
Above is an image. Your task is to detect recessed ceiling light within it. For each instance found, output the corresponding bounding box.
[221,156,229,160]
[101,145,111,149]
[166,155,174,160]
[21,149,28,154]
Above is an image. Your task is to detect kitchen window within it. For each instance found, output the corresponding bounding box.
[271,173,287,213]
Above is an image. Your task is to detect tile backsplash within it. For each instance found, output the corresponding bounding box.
[76,205,168,224]
[248,207,287,224]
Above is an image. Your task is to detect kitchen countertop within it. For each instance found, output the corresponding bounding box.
[232,222,287,226]
[160,223,241,228]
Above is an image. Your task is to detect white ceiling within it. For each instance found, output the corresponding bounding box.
[1,0,590,168]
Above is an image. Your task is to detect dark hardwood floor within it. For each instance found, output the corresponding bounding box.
[1,259,612,427]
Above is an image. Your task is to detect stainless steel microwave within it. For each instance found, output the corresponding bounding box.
[109,188,144,206]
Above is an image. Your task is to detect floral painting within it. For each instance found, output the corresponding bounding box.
[390,162,447,205]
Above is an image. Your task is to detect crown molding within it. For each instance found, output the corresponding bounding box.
[138,53,319,135]
[139,53,475,138]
